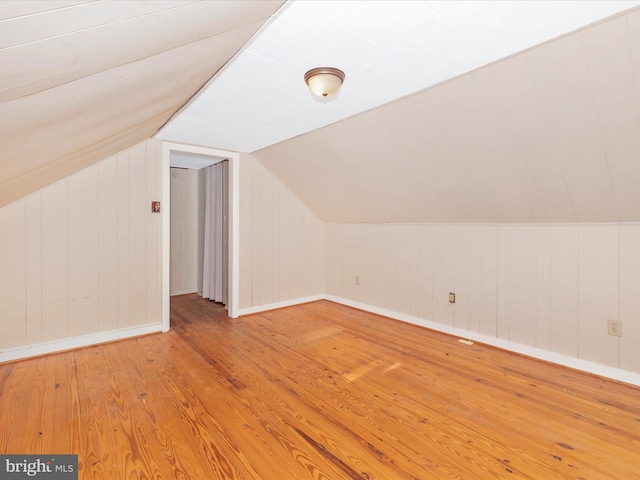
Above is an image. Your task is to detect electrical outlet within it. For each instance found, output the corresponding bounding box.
[449,292,455,303]
[355,275,360,286]
[607,319,622,337]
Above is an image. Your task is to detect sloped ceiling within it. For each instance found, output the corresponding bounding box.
[0,0,283,208]
[254,7,640,223]
[5,1,640,224]
[159,1,640,153]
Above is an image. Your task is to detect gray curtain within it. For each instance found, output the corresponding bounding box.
[202,161,228,304]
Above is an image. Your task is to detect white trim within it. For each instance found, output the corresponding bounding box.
[324,221,640,227]
[229,150,240,318]
[160,142,241,326]
[170,288,198,296]
[0,323,163,364]
[161,143,171,332]
[325,295,640,387]
[237,294,325,316]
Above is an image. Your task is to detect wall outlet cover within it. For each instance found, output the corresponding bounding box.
[607,319,622,337]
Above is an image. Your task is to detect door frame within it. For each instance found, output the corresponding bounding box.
[161,142,240,331]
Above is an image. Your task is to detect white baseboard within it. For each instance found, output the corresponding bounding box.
[237,294,325,316]
[170,288,197,296]
[0,323,164,364]
[325,295,640,387]
[8,294,638,388]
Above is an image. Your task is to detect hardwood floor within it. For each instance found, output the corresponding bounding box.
[1,295,639,479]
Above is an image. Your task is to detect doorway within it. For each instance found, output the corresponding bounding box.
[169,158,225,299]
[161,143,240,331]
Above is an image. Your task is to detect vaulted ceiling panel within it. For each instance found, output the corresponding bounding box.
[473,64,549,221]
[429,72,539,222]
[255,5,640,223]
[0,0,283,207]
[486,56,569,221]
[1,1,278,102]
[0,1,194,50]
[589,12,640,221]
[0,1,90,21]
[2,24,262,172]
[526,30,620,221]
[425,78,500,220]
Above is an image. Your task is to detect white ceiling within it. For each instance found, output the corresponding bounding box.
[157,0,640,153]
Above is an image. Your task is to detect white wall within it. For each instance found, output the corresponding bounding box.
[170,167,200,296]
[0,139,163,359]
[326,223,640,375]
[3,137,637,385]
[239,153,324,311]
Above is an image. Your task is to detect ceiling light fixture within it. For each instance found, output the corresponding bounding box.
[304,67,345,98]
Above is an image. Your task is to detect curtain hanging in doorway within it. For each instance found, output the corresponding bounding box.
[202,161,228,304]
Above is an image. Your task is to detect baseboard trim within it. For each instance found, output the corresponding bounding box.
[0,323,164,364]
[170,288,197,296]
[325,295,640,387]
[4,294,638,387]
[237,294,325,316]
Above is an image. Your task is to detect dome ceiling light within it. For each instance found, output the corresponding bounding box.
[304,67,345,98]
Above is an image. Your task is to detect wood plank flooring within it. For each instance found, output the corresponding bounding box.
[1,295,639,479]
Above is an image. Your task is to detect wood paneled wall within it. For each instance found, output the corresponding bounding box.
[169,167,200,296]
[326,223,640,374]
[0,139,163,352]
[239,154,324,310]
